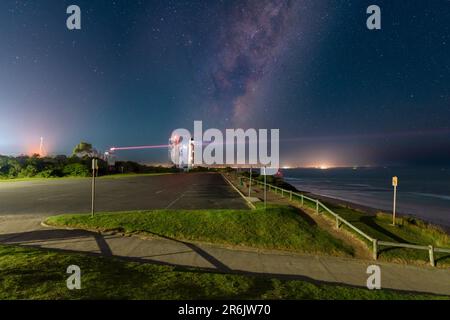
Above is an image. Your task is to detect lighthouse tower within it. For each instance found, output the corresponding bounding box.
[168,135,195,170]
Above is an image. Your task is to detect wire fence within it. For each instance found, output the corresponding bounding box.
[236,175,450,267]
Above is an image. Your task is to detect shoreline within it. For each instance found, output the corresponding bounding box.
[281,179,450,234]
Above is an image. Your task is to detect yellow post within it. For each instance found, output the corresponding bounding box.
[392,176,398,226]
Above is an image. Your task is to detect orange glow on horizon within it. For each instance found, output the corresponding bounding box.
[24,137,50,157]
[304,163,335,170]
[26,146,45,157]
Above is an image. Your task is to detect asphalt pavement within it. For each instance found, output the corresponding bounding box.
[0,173,249,216]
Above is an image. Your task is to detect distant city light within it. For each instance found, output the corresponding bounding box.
[309,163,333,170]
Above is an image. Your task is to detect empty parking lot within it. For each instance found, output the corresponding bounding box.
[0,173,248,216]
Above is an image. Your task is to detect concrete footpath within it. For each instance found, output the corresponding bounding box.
[0,214,449,296]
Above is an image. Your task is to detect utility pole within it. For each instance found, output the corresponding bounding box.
[91,158,98,218]
[392,176,398,226]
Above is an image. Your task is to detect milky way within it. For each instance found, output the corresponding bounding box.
[209,0,301,126]
[1,0,449,166]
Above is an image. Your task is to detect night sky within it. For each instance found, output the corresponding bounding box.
[0,0,449,167]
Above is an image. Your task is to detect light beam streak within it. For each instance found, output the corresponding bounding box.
[110,145,169,152]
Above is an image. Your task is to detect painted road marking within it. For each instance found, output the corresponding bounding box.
[165,192,186,209]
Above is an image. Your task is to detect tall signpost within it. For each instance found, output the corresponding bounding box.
[392,176,398,226]
[91,158,98,218]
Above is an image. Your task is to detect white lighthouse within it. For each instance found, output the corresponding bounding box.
[168,135,195,170]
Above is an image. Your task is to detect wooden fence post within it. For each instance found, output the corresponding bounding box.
[429,245,435,267]
[336,216,340,229]
[290,190,292,201]
[315,200,319,214]
[372,239,378,260]
[301,195,304,206]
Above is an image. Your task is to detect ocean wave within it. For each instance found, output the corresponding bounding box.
[346,184,372,187]
[410,192,450,201]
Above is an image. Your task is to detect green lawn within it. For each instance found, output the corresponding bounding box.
[295,195,450,266]
[0,176,87,183]
[46,205,354,257]
[0,172,173,183]
[0,244,445,300]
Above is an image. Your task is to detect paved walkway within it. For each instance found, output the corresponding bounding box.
[0,215,449,296]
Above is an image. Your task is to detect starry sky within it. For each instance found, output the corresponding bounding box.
[0,0,449,167]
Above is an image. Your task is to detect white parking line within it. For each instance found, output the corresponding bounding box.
[165,192,185,209]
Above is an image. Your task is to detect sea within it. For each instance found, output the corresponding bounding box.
[281,166,450,229]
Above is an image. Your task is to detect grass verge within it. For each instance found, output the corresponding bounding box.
[0,176,87,183]
[0,173,173,183]
[298,196,450,266]
[46,205,354,257]
[0,244,446,300]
